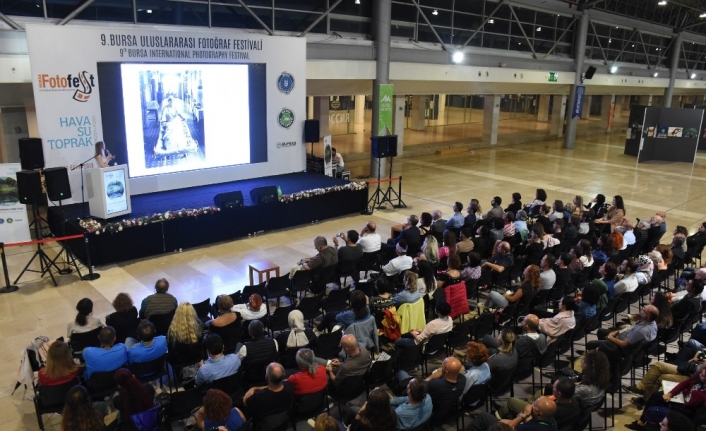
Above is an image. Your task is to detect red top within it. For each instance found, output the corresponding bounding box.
[38,367,80,386]
[669,371,706,409]
[286,365,328,396]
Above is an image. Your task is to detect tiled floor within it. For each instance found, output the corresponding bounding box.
[2,121,705,430]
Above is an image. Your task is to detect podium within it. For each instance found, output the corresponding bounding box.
[86,164,132,219]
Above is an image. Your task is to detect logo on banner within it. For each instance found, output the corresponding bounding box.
[5,218,12,223]
[0,218,3,224]
[276,141,297,148]
[278,108,294,129]
[277,72,295,94]
[572,85,586,119]
[37,71,95,102]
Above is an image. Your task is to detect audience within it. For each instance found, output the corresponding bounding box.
[112,368,155,419]
[486,264,540,311]
[285,348,328,396]
[60,385,104,431]
[394,301,453,350]
[38,340,80,386]
[300,236,339,287]
[232,293,267,321]
[424,357,466,412]
[195,334,241,386]
[237,320,277,361]
[431,209,446,234]
[468,396,559,431]
[127,320,168,366]
[496,377,580,431]
[349,388,397,431]
[418,235,439,266]
[538,296,577,344]
[275,310,318,354]
[140,278,177,319]
[574,350,611,408]
[438,230,457,260]
[461,342,491,400]
[357,221,381,253]
[67,298,103,340]
[369,277,396,314]
[318,290,371,333]
[382,241,414,276]
[106,293,139,345]
[82,326,128,379]
[242,362,295,422]
[488,328,518,376]
[196,389,246,431]
[324,334,370,396]
[390,377,433,430]
[393,271,421,306]
[446,202,465,229]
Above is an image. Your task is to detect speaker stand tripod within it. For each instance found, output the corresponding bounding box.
[49,199,75,276]
[14,203,61,286]
[72,155,95,219]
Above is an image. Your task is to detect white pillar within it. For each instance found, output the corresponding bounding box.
[600,95,615,132]
[307,97,314,120]
[394,95,405,157]
[614,96,624,119]
[437,94,447,125]
[355,95,366,125]
[581,95,591,119]
[537,95,550,122]
[410,95,425,131]
[313,97,330,137]
[482,94,500,145]
[550,94,567,137]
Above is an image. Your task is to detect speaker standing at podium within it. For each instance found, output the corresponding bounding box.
[94,141,115,168]
[331,147,344,178]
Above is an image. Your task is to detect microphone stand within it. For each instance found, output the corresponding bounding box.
[71,155,96,219]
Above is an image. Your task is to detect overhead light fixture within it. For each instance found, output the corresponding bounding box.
[432,9,438,15]
[609,39,612,43]
[616,26,619,29]
[355,0,360,4]
[656,48,660,50]
[692,73,697,79]
[488,19,495,24]
[146,9,152,13]
[537,27,542,32]
[658,0,667,5]
[653,72,659,77]
[452,51,464,64]
[610,65,618,74]
[701,12,706,17]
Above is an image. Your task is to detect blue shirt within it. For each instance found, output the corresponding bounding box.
[204,408,245,431]
[445,213,465,229]
[575,301,597,323]
[335,309,371,327]
[462,362,491,400]
[83,344,128,379]
[195,354,241,386]
[390,394,433,429]
[394,290,421,307]
[604,278,616,298]
[127,336,168,365]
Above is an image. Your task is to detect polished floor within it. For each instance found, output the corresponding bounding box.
[2,121,705,430]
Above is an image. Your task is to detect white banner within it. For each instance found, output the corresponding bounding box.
[26,24,306,203]
[323,135,332,177]
[0,164,31,243]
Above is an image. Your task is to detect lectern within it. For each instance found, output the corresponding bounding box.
[86,164,132,219]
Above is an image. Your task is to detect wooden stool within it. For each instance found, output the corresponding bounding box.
[248,260,280,285]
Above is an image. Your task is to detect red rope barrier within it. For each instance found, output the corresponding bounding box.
[5,234,84,248]
[368,176,401,185]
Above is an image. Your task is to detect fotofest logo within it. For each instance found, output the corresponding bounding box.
[278,108,294,129]
[277,72,295,94]
[37,71,95,102]
[276,141,297,148]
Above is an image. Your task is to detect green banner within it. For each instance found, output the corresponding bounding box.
[378,84,393,135]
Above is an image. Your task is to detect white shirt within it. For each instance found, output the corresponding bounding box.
[623,230,636,248]
[357,233,382,253]
[382,255,413,276]
[231,303,267,320]
[614,274,639,296]
[334,153,344,168]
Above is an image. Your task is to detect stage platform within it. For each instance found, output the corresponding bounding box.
[47,172,368,266]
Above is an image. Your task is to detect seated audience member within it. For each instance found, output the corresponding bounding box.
[438,230,458,260]
[540,255,557,291]
[238,320,277,361]
[670,279,704,322]
[390,378,433,430]
[195,334,241,386]
[106,293,139,345]
[480,241,514,284]
[424,357,466,410]
[592,234,613,266]
[486,264,540,311]
[616,219,636,247]
[436,254,463,292]
[507,314,547,358]
[446,202,465,229]
[394,302,452,350]
[549,200,564,222]
[128,320,168,365]
[599,262,618,298]
[232,293,267,321]
[357,221,382,253]
[349,388,398,431]
[651,412,694,431]
[418,235,439,266]
[473,226,490,258]
[586,194,607,219]
[552,253,572,295]
[523,225,545,268]
[369,277,396,315]
[388,215,421,256]
[538,297,577,344]
[649,292,673,329]
[488,328,518,376]
[285,348,328,396]
[417,260,437,298]
[505,192,523,215]
[299,236,339,287]
[575,280,604,324]
[578,211,592,235]
[625,353,704,408]
[83,326,128,380]
[243,362,295,421]
[572,196,583,215]
[60,385,105,431]
[208,295,240,330]
[514,210,529,238]
[586,304,659,365]
[432,209,447,234]
[495,378,580,431]
[613,257,640,296]
[461,342,491,400]
[595,195,626,233]
[393,271,421,307]
[467,396,559,431]
[565,215,580,243]
[418,212,432,237]
[67,298,103,340]
[457,228,475,254]
[324,334,370,394]
[576,239,594,269]
[502,212,516,239]
[276,310,318,354]
[686,222,706,264]
[490,218,505,242]
[38,340,80,386]
[568,246,585,275]
[112,368,155,419]
[317,413,345,431]
[140,278,178,319]
[552,218,566,244]
[167,302,204,361]
[382,241,414,277]
[196,389,246,431]
[486,196,504,220]
[318,290,371,333]
[635,254,654,286]
[536,205,554,235]
[574,351,611,408]
[333,229,364,277]
[524,188,547,217]
[169,302,203,340]
[461,252,482,283]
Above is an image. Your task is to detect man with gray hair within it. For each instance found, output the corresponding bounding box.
[243,362,295,421]
[300,235,338,289]
[431,209,446,235]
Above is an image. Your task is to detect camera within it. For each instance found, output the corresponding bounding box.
[335,233,341,237]
[698,351,706,361]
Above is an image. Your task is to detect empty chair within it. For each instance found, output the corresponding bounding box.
[191,298,211,323]
[68,326,102,357]
[148,311,175,337]
[266,274,291,307]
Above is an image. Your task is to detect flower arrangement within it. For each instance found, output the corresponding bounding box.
[79,206,221,235]
[279,182,367,203]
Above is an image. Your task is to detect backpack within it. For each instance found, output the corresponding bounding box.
[381,308,402,340]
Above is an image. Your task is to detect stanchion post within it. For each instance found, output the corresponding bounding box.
[398,176,403,206]
[81,234,100,281]
[0,243,19,293]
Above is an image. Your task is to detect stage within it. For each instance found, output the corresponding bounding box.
[47,173,368,266]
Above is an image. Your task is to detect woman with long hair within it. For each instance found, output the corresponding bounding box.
[575,350,611,408]
[168,302,203,348]
[60,385,104,431]
[395,271,421,306]
[196,389,246,431]
[577,239,594,269]
[596,195,625,232]
[586,194,607,219]
[317,289,371,333]
[592,234,613,267]
[488,328,518,374]
[416,259,437,298]
[437,254,462,289]
[438,230,458,260]
[573,195,584,216]
[94,141,115,168]
[651,292,673,329]
[67,298,102,340]
[524,188,547,216]
[419,212,433,238]
[549,200,564,222]
[113,368,155,419]
[38,340,79,386]
[486,265,540,309]
[106,292,140,345]
[418,235,439,265]
[523,224,546,267]
[350,388,397,431]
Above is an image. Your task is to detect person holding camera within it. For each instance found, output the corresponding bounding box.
[332,230,364,282]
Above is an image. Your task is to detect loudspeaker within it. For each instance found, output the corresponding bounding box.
[304,119,320,142]
[250,186,278,205]
[371,135,399,158]
[214,191,244,209]
[585,66,597,80]
[44,167,72,201]
[18,138,45,170]
[16,170,43,205]
[386,135,398,157]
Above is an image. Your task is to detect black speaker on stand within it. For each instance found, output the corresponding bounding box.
[304,119,320,156]
[250,186,278,205]
[583,65,597,82]
[214,191,244,209]
[366,136,405,214]
[44,167,81,276]
[18,138,45,170]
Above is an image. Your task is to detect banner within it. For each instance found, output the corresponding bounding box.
[572,85,586,119]
[0,163,31,243]
[378,84,394,135]
[323,135,332,177]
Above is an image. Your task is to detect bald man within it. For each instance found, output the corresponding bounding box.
[467,396,558,431]
[357,221,381,253]
[424,357,467,409]
[324,334,370,395]
[243,362,295,421]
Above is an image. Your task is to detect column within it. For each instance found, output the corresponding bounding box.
[537,95,550,122]
[482,94,500,145]
[354,94,366,125]
[313,96,330,137]
[564,11,589,149]
[394,95,405,157]
[581,96,591,119]
[410,96,426,131]
[437,94,447,125]
[663,33,682,108]
[623,95,631,112]
[370,0,391,176]
[307,97,314,120]
[600,95,615,132]
[550,95,567,137]
[614,96,624,119]
[671,95,681,108]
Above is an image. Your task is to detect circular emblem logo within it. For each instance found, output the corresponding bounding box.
[277,72,295,94]
[0,218,4,224]
[6,218,12,223]
[278,108,294,129]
